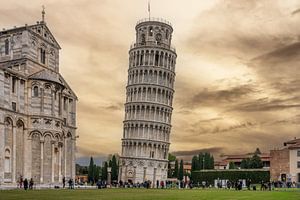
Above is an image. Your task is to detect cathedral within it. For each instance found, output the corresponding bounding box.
[119,18,177,186]
[0,13,77,184]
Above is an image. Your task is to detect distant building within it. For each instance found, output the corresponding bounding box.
[215,152,270,169]
[270,138,300,183]
[0,13,77,184]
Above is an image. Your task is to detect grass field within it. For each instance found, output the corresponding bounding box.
[0,188,299,200]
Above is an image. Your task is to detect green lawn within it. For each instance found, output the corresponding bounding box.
[0,188,299,200]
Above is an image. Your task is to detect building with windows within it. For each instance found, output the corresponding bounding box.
[215,152,271,170]
[119,18,177,186]
[270,138,300,183]
[0,14,77,185]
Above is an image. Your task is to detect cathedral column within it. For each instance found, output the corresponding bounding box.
[40,141,44,183]
[71,138,76,179]
[64,137,67,177]
[51,141,55,182]
[12,125,16,183]
[23,128,31,179]
[58,142,62,182]
[124,165,128,181]
[0,123,4,183]
[118,165,122,182]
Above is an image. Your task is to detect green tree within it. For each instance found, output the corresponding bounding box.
[198,153,204,170]
[254,148,261,155]
[168,153,176,178]
[94,165,100,181]
[101,161,108,180]
[240,158,251,169]
[111,155,118,181]
[206,154,214,169]
[249,153,263,169]
[88,157,95,183]
[174,159,179,178]
[178,159,184,181]
[168,153,176,162]
[229,162,236,169]
[191,155,199,172]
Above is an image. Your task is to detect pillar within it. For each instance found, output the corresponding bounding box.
[12,125,16,183]
[40,141,44,183]
[51,141,55,182]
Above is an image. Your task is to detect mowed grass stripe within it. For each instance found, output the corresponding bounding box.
[0,188,299,200]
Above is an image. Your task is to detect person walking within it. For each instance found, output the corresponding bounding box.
[29,178,34,190]
[62,176,66,188]
[23,178,28,190]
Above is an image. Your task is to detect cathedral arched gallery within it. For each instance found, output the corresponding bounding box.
[0,17,77,184]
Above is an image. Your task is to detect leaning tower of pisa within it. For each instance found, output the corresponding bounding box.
[119,18,177,186]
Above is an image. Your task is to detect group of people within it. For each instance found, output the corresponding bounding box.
[62,177,75,189]
[18,176,34,190]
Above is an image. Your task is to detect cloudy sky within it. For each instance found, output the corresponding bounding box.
[1,0,300,163]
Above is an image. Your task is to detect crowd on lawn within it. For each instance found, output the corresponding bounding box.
[10,176,299,191]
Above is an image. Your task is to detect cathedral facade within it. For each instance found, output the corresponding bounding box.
[119,18,177,185]
[0,17,77,184]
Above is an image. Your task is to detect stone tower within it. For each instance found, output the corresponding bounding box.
[119,18,176,186]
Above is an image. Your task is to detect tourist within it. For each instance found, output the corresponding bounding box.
[29,178,34,190]
[19,176,23,189]
[68,179,72,189]
[23,178,28,190]
[62,176,66,188]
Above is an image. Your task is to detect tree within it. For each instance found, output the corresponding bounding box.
[249,153,263,169]
[178,159,184,181]
[94,164,100,181]
[198,153,204,170]
[191,155,199,172]
[229,162,236,169]
[111,155,118,181]
[88,157,95,183]
[101,161,108,180]
[168,153,176,178]
[168,153,176,162]
[174,159,179,178]
[241,158,250,169]
[254,148,261,155]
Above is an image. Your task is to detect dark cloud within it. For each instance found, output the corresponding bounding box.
[183,84,256,108]
[291,8,300,16]
[171,147,224,161]
[172,147,223,156]
[234,97,300,112]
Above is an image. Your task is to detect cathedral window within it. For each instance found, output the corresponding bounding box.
[12,77,16,93]
[12,102,16,111]
[4,39,9,55]
[63,97,68,110]
[33,86,39,97]
[40,48,46,64]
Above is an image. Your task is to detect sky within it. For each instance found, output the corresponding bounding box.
[1,0,300,165]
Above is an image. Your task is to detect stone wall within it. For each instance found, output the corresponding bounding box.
[270,148,290,181]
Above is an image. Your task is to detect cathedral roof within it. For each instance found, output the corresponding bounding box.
[0,21,61,50]
[29,70,78,99]
[29,69,62,84]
